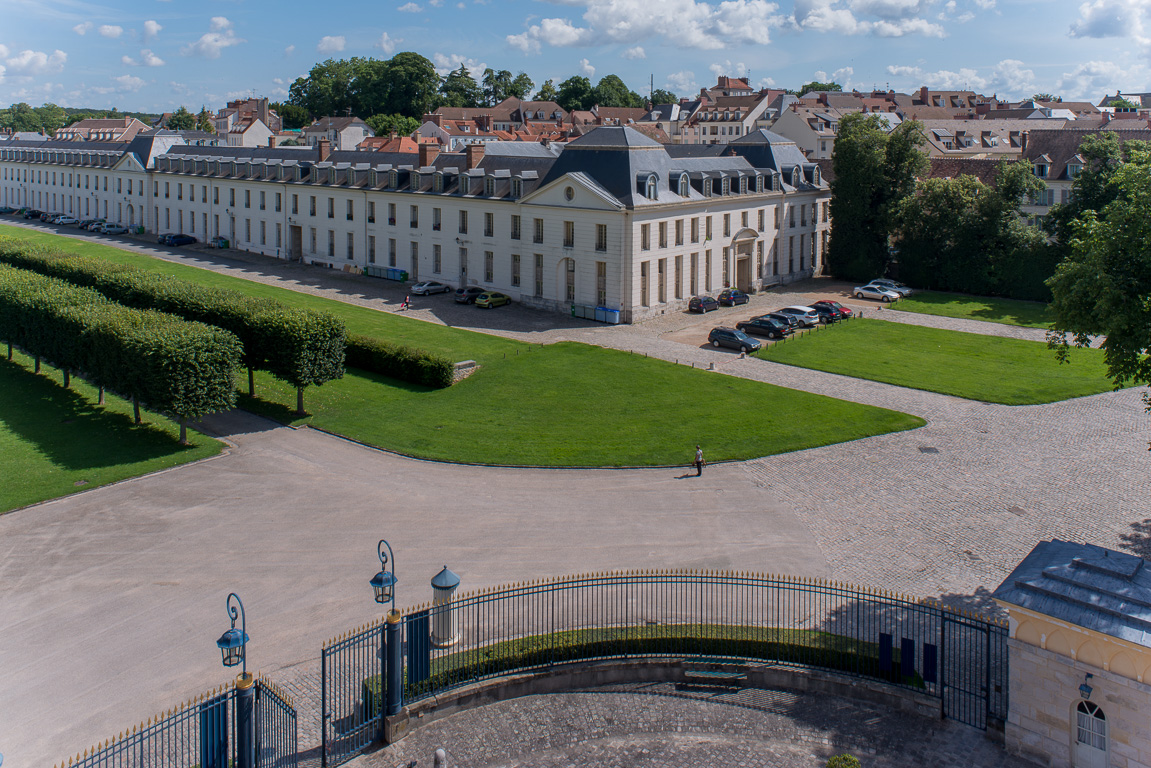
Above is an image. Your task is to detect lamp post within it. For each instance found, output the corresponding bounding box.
[216,593,255,768]
[370,539,403,725]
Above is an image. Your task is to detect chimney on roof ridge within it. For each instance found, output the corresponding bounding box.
[466,143,485,170]
[419,143,440,168]
[317,138,331,162]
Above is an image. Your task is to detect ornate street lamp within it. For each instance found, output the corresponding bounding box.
[370,539,398,612]
[216,592,249,674]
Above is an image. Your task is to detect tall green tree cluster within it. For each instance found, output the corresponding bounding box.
[1046,136,1151,395]
[554,74,646,112]
[892,161,1051,300]
[826,114,928,282]
[288,53,441,120]
[0,103,158,134]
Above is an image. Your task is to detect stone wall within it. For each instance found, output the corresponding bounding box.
[1007,638,1151,768]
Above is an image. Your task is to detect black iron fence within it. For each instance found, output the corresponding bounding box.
[59,675,297,768]
[321,570,1008,766]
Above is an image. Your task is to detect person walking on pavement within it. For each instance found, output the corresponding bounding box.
[399,294,411,311]
[694,444,704,476]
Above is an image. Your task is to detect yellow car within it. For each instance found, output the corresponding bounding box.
[475,292,511,308]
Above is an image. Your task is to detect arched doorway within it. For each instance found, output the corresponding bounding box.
[555,257,575,303]
[729,228,758,292]
[1074,701,1107,768]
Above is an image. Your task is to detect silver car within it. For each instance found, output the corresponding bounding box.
[775,305,820,327]
[411,280,451,295]
[100,223,129,235]
[870,278,913,296]
[853,284,901,302]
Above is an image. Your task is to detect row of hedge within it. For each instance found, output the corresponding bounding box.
[345,334,455,389]
[0,265,242,442]
[0,238,346,413]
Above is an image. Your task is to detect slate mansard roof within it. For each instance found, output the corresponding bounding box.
[992,539,1151,650]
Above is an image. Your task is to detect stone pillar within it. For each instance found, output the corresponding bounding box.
[430,566,461,648]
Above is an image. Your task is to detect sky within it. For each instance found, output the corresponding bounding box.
[0,0,1148,113]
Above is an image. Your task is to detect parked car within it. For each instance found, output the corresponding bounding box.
[475,291,511,308]
[775,306,820,327]
[0,206,17,214]
[810,304,844,324]
[85,220,107,231]
[870,278,913,296]
[688,295,719,313]
[454,286,485,304]
[708,326,761,353]
[168,234,197,246]
[735,315,792,340]
[157,233,174,245]
[54,216,79,225]
[77,219,99,229]
[100,223,129,235]
[853,284,901,302]
[766,312,801,330]
[411,280,451,296]
[811,299,853,319]
[22,209,42,219]
[717,288,750,306]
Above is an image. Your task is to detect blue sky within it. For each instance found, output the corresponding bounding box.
[0,0,1147,113]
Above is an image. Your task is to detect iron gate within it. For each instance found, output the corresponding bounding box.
[941,611,1008,730]
[320,621,386,767]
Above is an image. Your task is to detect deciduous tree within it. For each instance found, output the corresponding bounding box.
[167,106,195,130]
[557,76,594,112]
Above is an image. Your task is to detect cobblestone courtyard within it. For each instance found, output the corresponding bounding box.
[2,224,1149,766]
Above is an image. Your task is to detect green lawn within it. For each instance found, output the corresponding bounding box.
[0,349,223,513]
[890,290,1053,329]
[0,224,924,466]
[758,318,1114,405]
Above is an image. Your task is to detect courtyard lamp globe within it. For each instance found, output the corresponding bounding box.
[216,592,250,674]
[370,539,398,612]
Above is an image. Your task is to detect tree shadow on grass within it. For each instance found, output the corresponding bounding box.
[0,357,195,471]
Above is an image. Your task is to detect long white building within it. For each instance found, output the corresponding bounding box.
[0,127,830,323]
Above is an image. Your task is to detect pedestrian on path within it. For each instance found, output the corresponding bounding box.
[694,445,704,476]
[399,294,411,311]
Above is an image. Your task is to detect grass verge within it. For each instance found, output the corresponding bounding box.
[890,291,1053,329]
[0,224,924,465]
[0,349,223,512]
[757,318,1114,405]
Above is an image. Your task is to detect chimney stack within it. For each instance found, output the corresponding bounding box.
[268,136,276,148]
[317,138,331,161]
[466,143,485,170]
[419,143,440,168]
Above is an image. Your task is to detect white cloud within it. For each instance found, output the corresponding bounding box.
[317,35,346,53]
[812,66,854,87]
[73,22,93,35]
[122,49,165,67]
[756,76,776,88]
[169,81,191,95]
[622,45,645,59]
[99,25,123,38]
[432,52,487,75]
[884,59,1034,97]
[114,74,145,91]
[1070,0,1151,44]
[430,0,444,5]
[377,32,400,54]
[0,45,8,58]
[143,20,162,43]
[182,17,245,59]
[666,70,697,93]
[273,77,284,85]
[709,59,748,77]
[285,45,295,55]
[507,0,784,53]
[793,0,944,37]
[5,49,68,75]
[398,1,422,10]
[1057,60,1148,100]
[579,57,595,76]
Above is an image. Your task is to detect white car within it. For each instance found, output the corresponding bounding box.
[411,280,451,295]
[54,216,78,225]
[775,305,820,327]
[853,284,902,302]
[870,278,913,296]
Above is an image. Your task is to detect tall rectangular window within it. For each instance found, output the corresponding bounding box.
[595,224,607,252]
[410,241,418,274]
[690,253,699,295]
[564,221,575,248]
[674,255,682,299]
[534,254,543,297]
[641,224,650,250]
[596,261,606,306]
[260,190,266,211]
[410,205,418,228]
[347,232,355,260]
[705,250,712,292]
[459,209,468,234]
[328,230,335,257]
[658,221,667,249]
[292,194,298,214]
[705,216,712,241]
[388,203,396,225]
[260,220,266,245]
[675,219,683,246]
[310,228,317,253]
[533,218,544,243]
[658,258,667,303]
[788,236,794,272]
[511,215,521,240]
[742,210,749,228]
[245,189,251,208]
[484,251,494,282]
[328,197,334,219]
[723,214,731,237]
[433,243,441,273]
[368,201,375,223]
[309,195,316,216]
[389,238,397,267]
[640,261,650,307]
[432,207,441,230]
[511,254,521,287]
[691,217,699,243]
[484,212,494,237]
[347,199,354,221]
[369,235,377,264]
[245,218,251,241]
[758,209,765,231]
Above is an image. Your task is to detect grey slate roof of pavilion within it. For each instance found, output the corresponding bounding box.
[991,539,1151,649]
[1,135,177,169]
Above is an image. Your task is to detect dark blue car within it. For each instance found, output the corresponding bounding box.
[708,326,761,353]
[717,288,750,306]
[688,295,719,313]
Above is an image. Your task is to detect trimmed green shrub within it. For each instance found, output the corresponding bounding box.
[0,237,345,409]
[0,265,242,442]
[827,756,861,768]
[346,334,454,389]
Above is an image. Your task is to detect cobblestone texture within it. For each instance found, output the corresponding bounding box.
[352,683,1033,768]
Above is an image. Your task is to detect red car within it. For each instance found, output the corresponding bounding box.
[811,300,853,319]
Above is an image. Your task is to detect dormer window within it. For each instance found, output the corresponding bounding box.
[1067,163,1082,178]
[721,177,731,196]
[1033,163,1048,178]
[512,178,523,198]
[412,171,421,190]
[703,178,713,198]
[645,175,658,201]
[755,175,764,193]
[461,175,471,195]
[485,176,496,197]
[433,173,443,193]
[678,173,689,197]
[812,167,821,185]
[738,176,747,194]
[389,169,399,188]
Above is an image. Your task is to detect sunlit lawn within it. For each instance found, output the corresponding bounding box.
[890,291,1053,329]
